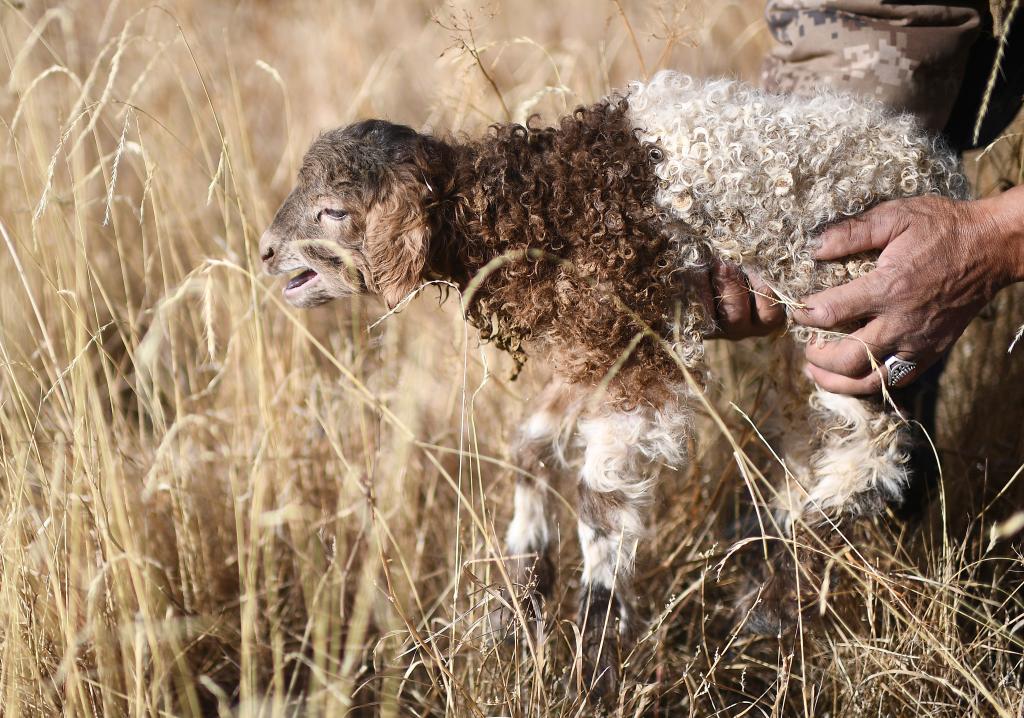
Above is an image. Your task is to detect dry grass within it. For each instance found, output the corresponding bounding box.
[1,1,1023,715]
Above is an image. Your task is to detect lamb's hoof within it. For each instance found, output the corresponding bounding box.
[486,551,554,645]
[572,585,630,702]
[740,567,800,637]
[740,529,843,636]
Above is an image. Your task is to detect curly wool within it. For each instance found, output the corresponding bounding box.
[626,71,969,300]
[432,100,710,399]
[422,72,966,402]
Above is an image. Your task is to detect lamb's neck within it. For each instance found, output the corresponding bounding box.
[420,145,499,289]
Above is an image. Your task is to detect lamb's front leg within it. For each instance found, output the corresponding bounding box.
[490,379,576,642]
[574,395,692,698]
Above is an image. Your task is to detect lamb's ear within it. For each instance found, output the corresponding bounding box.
[363,166,430,309]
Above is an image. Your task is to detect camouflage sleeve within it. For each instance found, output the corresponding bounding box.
[762,1,985,131]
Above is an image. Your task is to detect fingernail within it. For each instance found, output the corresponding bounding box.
[802,363,815,381]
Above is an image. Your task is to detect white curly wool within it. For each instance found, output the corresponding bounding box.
[625,71,969,301]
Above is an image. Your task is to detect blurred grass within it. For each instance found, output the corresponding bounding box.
[0,1,1022,716]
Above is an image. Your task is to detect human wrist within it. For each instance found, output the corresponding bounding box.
[973,185,1024,287]
[998,186,1024,283]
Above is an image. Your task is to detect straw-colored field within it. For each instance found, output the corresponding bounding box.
[1,1,1023,715]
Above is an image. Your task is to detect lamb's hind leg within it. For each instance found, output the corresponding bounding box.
[575,397,692,697]
[803,389,911,517]
[753,388,911,633]
[491,379,575,640]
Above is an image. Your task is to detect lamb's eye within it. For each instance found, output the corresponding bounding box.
[317,208,348,222]
[648,147,664,162]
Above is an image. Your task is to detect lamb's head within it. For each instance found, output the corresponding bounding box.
[259,119,439,309]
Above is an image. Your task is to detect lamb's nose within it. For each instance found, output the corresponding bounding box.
[258,231,277,264]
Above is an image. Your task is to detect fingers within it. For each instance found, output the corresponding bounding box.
[804,361,885,395]
[791,275,882,329]
[805,355,935,395]
[804,329,892,393]
[815,202,910,261]
[803,321,889,379]
[707,263,786,339]
[803,318,934,395]
[749,272,786,329]
[713,262,755,332]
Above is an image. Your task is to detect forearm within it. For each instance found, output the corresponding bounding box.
[974,184,1024,285]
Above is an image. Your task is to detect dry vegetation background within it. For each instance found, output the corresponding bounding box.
[1,0,1023,716]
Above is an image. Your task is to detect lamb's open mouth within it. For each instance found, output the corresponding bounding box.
[284,268,319,295]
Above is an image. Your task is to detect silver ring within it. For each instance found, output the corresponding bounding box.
[884,355,917,387]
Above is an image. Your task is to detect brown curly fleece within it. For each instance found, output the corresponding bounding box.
[423,99,708,403]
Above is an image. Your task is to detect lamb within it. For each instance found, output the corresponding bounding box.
[258,70,968,696]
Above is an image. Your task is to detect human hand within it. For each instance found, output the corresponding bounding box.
[705,261,786,339]
[793,188,1024,394]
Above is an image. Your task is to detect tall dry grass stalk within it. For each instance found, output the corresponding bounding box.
[0,1,1021,716]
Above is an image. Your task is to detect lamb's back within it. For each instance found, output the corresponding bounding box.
[624,70,968,299]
